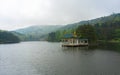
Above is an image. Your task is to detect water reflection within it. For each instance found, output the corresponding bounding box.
[62,46,96,57]
[61,42,120,52]
[0,42,120,75]
[62,46,89,51]
[98,42,120,52]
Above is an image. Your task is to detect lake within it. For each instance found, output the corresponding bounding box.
[0,41,120,75]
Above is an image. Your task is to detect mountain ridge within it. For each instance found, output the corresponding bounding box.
[59,13,120,30]
[14,25,63,41]
[13,13,120,41]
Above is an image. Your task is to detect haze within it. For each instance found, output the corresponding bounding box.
[0,0,120,30]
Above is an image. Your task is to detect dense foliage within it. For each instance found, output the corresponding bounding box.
[0,30,20,43]
[14,25,62,41]
[94,20,120,41]
[47,13,120,42]
[76,24,97,43]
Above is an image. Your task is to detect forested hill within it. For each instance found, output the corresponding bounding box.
[1,13,119,42]
[59,13,120,30]
[14,25,63,41]
[15,25,62,34]
[0,30,20,44]
[12,13,120,41]
[48,13,120,42]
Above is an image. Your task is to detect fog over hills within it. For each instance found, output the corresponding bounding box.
[15,25,63,34]
[12,13,120,41]
[13,25,63,41]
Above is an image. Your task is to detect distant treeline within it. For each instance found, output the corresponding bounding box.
[0,30,20,44]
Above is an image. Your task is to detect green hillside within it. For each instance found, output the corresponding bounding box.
[14,25,63,41]
[48,13,120,42]
[0,30,20,44]
[13,13,120,42]
[58,13,120,30]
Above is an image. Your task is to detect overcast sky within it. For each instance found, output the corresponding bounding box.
[0,0,120,30]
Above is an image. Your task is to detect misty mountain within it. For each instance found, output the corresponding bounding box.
[14,25,63,41]
[15,25,63,34]
[13,13,120,41]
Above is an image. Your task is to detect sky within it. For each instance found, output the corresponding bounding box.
[0,0,120,30]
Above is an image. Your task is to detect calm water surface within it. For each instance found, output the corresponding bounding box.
[0,41,120,75]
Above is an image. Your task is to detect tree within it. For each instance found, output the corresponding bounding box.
[76,24,97,43]
[0,31,20,43]
[114,29,120,40]
[48,32,56,42]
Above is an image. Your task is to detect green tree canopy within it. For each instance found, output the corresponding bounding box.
[0,31,20,43]
[76,24,97,43]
